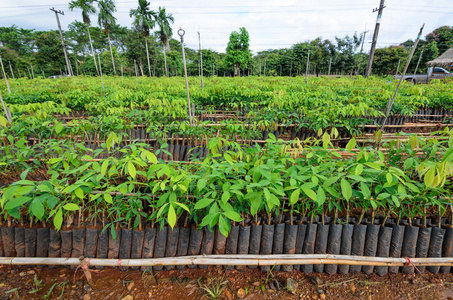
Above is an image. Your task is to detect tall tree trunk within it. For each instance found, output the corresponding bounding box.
[107,32,117,76]
[163,43,168,77]
[86,24,99,76]
[145,37,151,77]
[166,40,171,52]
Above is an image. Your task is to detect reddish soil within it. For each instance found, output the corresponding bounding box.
[1,265,453,300]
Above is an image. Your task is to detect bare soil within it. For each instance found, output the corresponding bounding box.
[1,264,453,300]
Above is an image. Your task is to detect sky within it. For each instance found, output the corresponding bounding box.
[0,0,452,54]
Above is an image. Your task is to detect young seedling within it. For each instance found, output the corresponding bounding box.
[198,275,228,300]
[28,274,45,294]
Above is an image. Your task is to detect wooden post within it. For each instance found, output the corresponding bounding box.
[134,60,138,83]
[145,37,151,77]
[78,256,95,286]
[395,59,401,75]
[381,24,424,132]
[0,93,12,122]
[305,50,310,84]
[75,59,79,77]
[412,47,424,83]
[98,54,104,89]
[178,28,193,126]
[328,58,332,76]
[0,57,11,94]
[8,61,15,81]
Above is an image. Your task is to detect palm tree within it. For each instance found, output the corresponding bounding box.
[129,0,156,77]
[156,6,174,77]
[69,0,99,76]
[98,0,117,75]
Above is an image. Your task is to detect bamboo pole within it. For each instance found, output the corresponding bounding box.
[381,24,424,132]
[1,255,453,267]
[0,57,11,94]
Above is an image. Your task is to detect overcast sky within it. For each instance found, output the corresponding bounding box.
[0,0,452,54]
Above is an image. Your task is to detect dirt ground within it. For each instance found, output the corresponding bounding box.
[1,264,453,300]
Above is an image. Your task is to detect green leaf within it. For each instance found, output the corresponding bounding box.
[55,122,63,134]
[224,153,233,163]
[197,179,207,191]
[145,150,157,164]
[101,160,109,175]
[341,178,352,201]
[103,193,112,204]
[346,137,356,152]
[406,182,420,193]
[168,204,177,229]
[31,199,45,220]
[54,208,63,230]
[218,215,230,238]
[317,187,326,207]
[4,196,31,210]
[174,202,190,213]
[289,189,300,205]
[360,182,371,199]
[386,173,393,184]
[127,162,136,179]
[63,203,80,211]
[355,164,363,175]
[404,158,414,170]
[0,115,7,127]
[74,187,84,200]
[223,210,242,223]
[424,167,435,187]
[392,195,400,207]
[302,188,317,201]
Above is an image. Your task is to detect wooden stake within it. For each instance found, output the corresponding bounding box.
[78,256,95,286]
[0,57,11,94]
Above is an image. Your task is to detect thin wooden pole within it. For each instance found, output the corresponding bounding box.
[412,47,424,81]
[0,93,12,122]
[0,57,11,93]
[134,60,138,84]
[395,59,401,75]
[98,54,104,89]
[79,256,95,285]
[8,61,15,81]
[178,28,193,126]
[381,24,424,132]
[328,58,332,76]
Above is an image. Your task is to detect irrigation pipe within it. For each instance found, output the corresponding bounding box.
[1,255,453,267]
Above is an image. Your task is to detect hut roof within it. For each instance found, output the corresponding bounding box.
[427,47,453,67]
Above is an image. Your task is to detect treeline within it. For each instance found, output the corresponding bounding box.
[0,24,452,78]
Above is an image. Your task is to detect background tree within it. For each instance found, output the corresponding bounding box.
[98,0,117,75]
[332,33,361,75]
[155,7,173,77]
[130,0,157,77]
[156,6,174,77]
[224,27,251,76]
[373,46,408,75]
[426,26,453,54]
[34,31,67,76]
[68,0,99,75]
